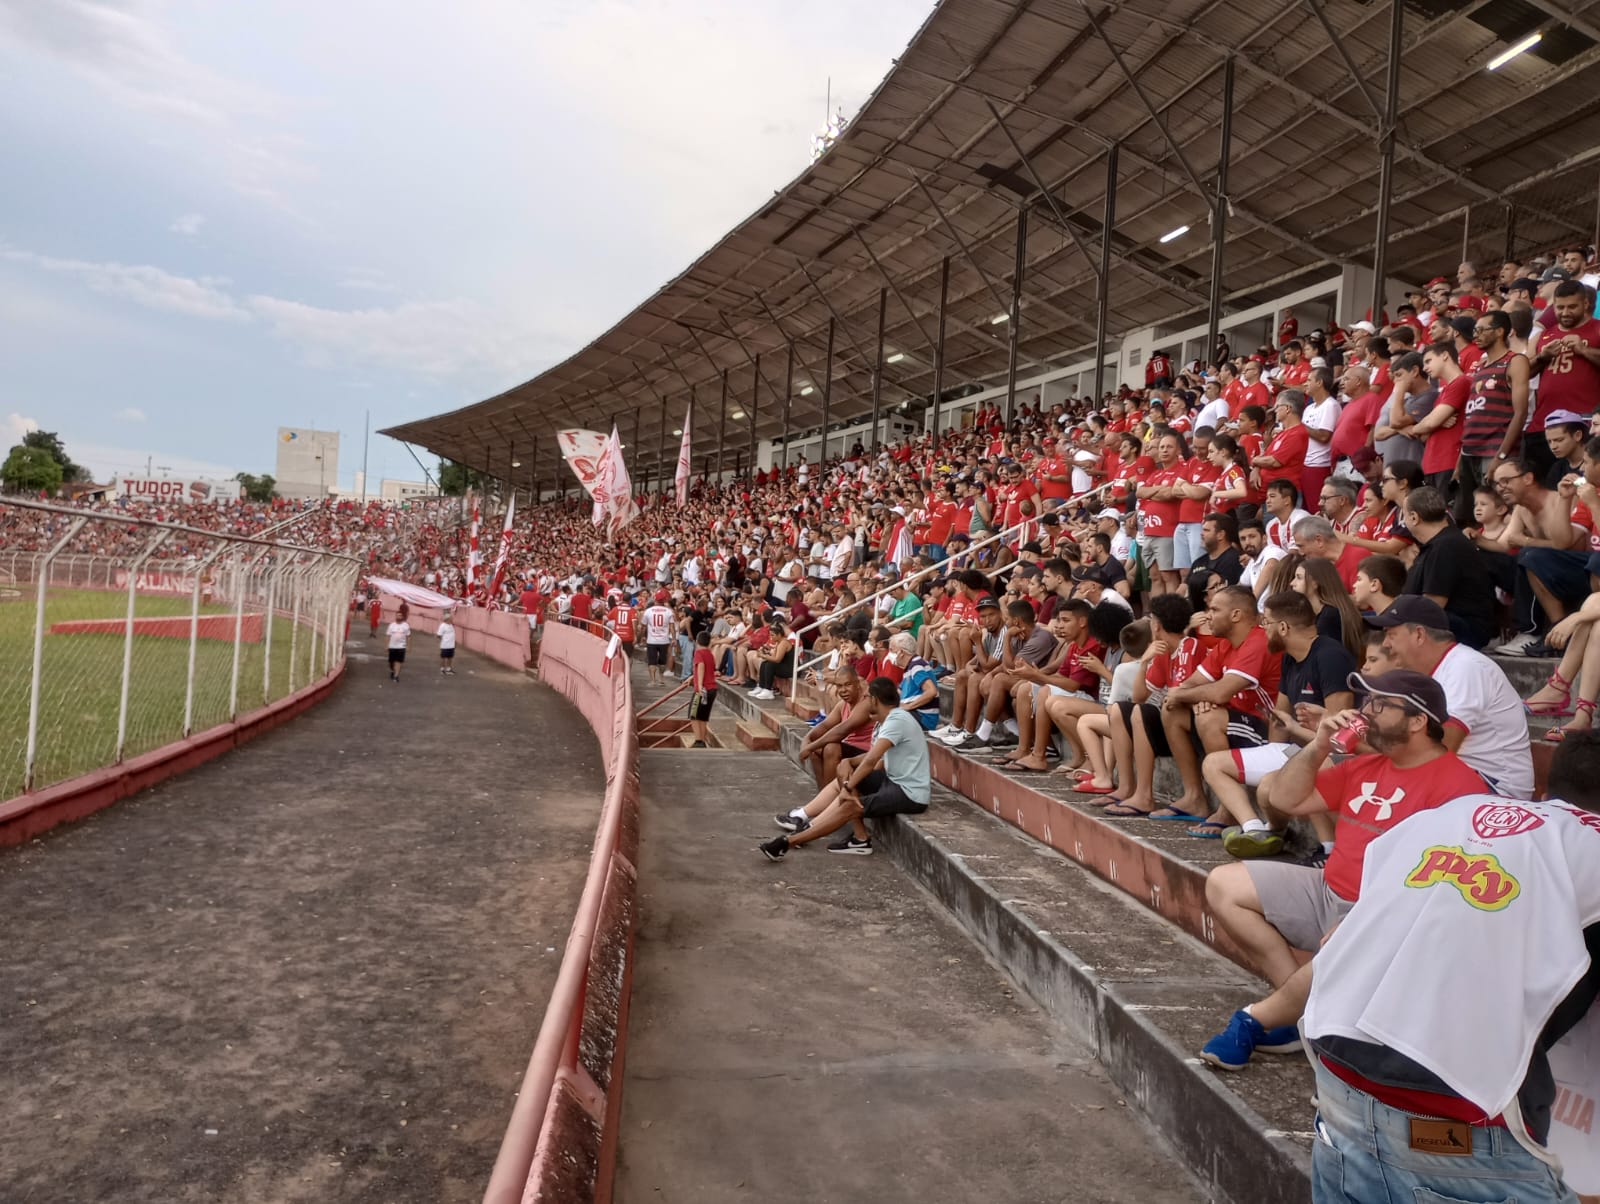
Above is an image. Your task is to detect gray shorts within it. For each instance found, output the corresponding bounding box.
[1139,534,1176,571]
[1244,861,1353,953]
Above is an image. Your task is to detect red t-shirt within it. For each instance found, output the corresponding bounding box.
[1280,361,1311,387]
[1145,635,1212,700]
[1222,379,1245,416]
[1140,464,1187,536]
[1055,638,1107,693]
[1458,343,1484,376]
[691,646,717,689]
[1001,479,1040,528]
[1420,373,1471,476]
[1262,423,1309,494]
[1533,318,1600,428]
[1179,459,1221,524]
[608,604,637,642]
[945,594,979,624]
[1195,625,1281,722]
[519,588,541,616]
[570,593,593,621]
[1037,455,1073,501]
[1212,463,1246,513]
[1332,541,1367,591]
[1235,381,1272,418]
[1329,389,1385,460]
[1315,751,1487,900]
[924,499,957,545]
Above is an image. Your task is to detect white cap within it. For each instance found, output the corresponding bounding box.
[1350,320,1377,334]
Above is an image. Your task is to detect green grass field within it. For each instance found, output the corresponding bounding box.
[0,589,322,799]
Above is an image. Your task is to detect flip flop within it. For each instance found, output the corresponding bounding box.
[1003,761,1048,773]
[1076,782,1116,795]
[1148,808,1207,822]
[1102,802,1154,817]
[1186,821,1228,838]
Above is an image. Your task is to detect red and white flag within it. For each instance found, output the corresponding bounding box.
[600,633,622,676]
[484,493,516,603]
[464,492,483,598]
[884,515,913,568]
[674,405,692,507]
[591,426,640,537]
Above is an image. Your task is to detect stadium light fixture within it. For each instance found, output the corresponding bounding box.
[730,410,745,419]
[1488,31,1541,70]
[990,312,1009,324]
[800,385,815,396]
[886,352,906,364]
[1159,224,1190,243]
[673,428,682,436]
[510,459,521,467]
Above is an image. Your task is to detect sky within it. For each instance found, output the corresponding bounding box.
[0,0,933,489]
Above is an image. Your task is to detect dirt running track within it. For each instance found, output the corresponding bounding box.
[0,641,603,1203]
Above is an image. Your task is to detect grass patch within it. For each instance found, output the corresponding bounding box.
[0,589,327,799]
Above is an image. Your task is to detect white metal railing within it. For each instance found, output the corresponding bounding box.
[783,480,1122,700]
[0,497,361,800]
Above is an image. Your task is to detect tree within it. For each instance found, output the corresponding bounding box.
[20,430,87,482]
[438,459,488,497]
[234,472,277,502]
[2,445,64,494]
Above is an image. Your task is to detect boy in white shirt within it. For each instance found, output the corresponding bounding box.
[437,611,457,676]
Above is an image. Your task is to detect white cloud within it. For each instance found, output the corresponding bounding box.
[69,440,239,483]
[4,412,39,446]
[1,247,250,321]
[115,406,146,422]
[169,212,205,236]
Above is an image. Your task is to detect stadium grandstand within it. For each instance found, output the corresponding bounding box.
[8,0,1600,1202]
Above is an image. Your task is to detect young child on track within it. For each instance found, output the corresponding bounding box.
[437,610,456,676]
[387,603,411,682]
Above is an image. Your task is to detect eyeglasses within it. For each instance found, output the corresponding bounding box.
[1360,697,1413,717]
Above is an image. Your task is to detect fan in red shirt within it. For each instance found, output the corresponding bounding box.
[1277,309,1299,347]
[1036,439,1074,506]
[1530,280,1600,436]
[1134,432,1188,593]
[1253,392,1310,499]
[1412,343,1471,483]
[1146,349,1174,389]
[1278,341,1311,387]
[1154,586,1281,825]
[607,600,638,647]
[1233,360,1273,418]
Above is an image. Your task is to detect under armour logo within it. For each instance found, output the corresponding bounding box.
[1349,781,1405,822]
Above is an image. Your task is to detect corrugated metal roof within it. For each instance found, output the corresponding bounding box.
[382,0,1600,483]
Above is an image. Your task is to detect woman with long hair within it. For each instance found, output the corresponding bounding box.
[1344,459,1422,558]
[1293,558,1366,663]
[1206,434,1250,513]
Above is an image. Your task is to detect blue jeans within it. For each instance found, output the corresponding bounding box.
[676,634,693,679]
[1310,1060,1578,1204]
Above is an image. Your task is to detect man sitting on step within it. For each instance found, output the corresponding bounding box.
[761,676,932,860]
[796,666,874,789]
[1198,671,1488,1071]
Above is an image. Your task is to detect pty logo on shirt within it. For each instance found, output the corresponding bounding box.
[1406,846,1520,910]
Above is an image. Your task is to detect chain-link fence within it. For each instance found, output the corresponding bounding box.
[0,497,361,800]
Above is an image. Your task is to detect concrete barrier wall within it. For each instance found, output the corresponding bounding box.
[373,597,532,672]
[481,621,639,1204]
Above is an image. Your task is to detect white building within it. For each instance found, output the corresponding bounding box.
[275,428,340,500]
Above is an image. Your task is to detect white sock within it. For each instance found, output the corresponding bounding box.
[1322,841,1335,854]
[977,718,994,740]
[789,807,807,818]
[1242,819,1270,833]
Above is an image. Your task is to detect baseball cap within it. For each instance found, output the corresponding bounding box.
[976,596,1001,611]
[1364,595,1448,630]
[1350,320,1377,334]
[654,589,669,603]
[1545,409,1591,428]
[1345,669,1449,726]
[1096,507,1123,520]
[1070,565,1100,583]
[1021,540,1044,554]
[1512,277,1543,294]
[1542,265,1573,284]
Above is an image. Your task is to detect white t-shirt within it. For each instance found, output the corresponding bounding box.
[1195,396,1231,433]
[1110,529,1133,561]
[1267,508,1312,551]
[1302,397,1342,467]
[386,621,411,650]
[655,553,672,583]
[1070,449,1099,495]
[1430,643,1535,797]
[830,540,853,577]
[437,621,456,651]
[1240,544,1288,592]
[642,604,676,645]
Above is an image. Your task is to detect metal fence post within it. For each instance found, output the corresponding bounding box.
[231,548,271,720]
[116,529,173,763]
[24,517,87,792]
[287,563,304,695]
[262,555,282,703]
[184,545,229,738]
[307,565,322,686]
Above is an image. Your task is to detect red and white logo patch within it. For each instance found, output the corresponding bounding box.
[1471,803,1544,841]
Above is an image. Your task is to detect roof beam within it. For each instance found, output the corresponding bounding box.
[1522,0,1600,44]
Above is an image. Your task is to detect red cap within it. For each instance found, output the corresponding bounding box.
[654,589,668,602]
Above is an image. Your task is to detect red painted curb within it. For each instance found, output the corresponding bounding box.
[0,665,346,849]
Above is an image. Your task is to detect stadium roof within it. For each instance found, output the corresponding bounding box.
[382,0,1600,487]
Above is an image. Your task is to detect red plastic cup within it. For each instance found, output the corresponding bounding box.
[1331,714,1368,754]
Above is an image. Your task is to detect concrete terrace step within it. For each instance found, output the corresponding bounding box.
[877,794,1313,1204]
[713,677,1313,1203]
[733,719,779,752]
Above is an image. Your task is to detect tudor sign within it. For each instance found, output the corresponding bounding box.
[117,477,240,504]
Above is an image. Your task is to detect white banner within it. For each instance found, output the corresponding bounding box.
[557,428,609,500]
[117,477,239,504]
[675,405,692,507]
[367,576,456,610]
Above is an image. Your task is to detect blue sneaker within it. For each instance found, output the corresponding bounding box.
[806,711,827,726]
[1199,1009,1302,1071]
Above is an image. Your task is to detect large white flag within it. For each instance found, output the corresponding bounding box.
[464,490,482,596]
[591,426,639,537]
[485,493,516,602]
[675,405,692,507]
[557,428,609,500]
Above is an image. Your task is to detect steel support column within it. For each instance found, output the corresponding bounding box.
[1370,0,1404,328]
[1004,209,1027,426]
[717,370,728,481]
[1206,58,1235,362]
[657,397,668,498]
[782,340,794,470]
[749,352,760,468]
[1504,204,1518,263]
[820,318,834,465]
[932,256,949,438]
[1093,144,1119,402]
[871,287,887,452]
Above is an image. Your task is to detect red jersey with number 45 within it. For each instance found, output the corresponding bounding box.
[1533,318,1600,429]
[1194,625,1282,722]
[1314,751,1487,901]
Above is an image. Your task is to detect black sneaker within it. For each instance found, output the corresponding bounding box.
[988,732,1019,749]
[952,734,991,754]
[774,811,811,833]
[691,740,707,748]
[1288,846,1329,869]
[828,834,873,855]
[759,835,790,862]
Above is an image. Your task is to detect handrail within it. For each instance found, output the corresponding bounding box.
[636,677,693,724]
[782,480,1123,700]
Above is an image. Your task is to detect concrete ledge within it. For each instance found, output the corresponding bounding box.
[0,663,346,848]
[877,797,1313,1204]
[734,720,779,751]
